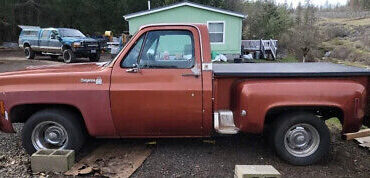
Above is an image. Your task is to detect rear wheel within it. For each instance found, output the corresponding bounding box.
[63,49,75,63]
[22,109,86,155]
[24,47,35,59]
[270,112,330,165]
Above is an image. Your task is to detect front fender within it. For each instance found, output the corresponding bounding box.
[233,78,367,134]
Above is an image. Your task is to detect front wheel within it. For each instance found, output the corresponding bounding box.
[22,109,86,155]
[63,49,75,63]
[270,112,330,165]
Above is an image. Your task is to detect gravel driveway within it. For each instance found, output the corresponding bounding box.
[0,49,369,177]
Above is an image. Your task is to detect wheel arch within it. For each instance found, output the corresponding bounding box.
[62,45,71,51]
[264,105,344,127]
[23,42,30,48]
[9,103,87,133]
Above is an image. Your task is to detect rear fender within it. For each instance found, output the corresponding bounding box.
[233,79,366,134]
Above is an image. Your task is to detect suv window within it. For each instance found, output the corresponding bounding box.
[139,30,194,69]
[22,31,38,37]
[121,34,145,68]
[41,30,50,39]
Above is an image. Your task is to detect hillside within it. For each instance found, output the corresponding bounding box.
[318,16,370,67]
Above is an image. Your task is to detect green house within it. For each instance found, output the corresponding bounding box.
[124,1,246,55]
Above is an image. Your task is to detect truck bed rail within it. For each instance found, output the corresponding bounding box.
[213,63,370,77]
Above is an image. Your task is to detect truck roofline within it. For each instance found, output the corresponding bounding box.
[138,23,205,30]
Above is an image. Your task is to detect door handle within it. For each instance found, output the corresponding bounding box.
[126,68,139,73]
[182,73,199,78]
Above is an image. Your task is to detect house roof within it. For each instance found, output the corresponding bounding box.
[124,1,246,20]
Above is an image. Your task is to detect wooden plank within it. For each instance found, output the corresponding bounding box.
[359,142,370,148]
[344,129,370,140]
[65,142,152,177]
[354,136,370,144]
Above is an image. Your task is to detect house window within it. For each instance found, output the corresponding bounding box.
[208,22,224,44]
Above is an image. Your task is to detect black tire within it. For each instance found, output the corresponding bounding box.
[22,109,86,155]
[50,55,59,60]
[89,52,100,62]
[63,49,75,63]
[270,112,330,165]
[24,47,35,59]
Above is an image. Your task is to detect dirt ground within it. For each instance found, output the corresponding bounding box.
[0,49,369,177]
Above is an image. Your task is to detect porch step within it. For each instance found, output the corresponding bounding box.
[214,110,239,134]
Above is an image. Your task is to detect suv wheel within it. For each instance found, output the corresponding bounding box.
[63,49,75,63]
[89,52,100,62]
[24,47,35,59]
[270,112,330,165]
[22,109,86,155]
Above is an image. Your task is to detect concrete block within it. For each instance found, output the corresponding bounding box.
[31,149,75,173]
[234,165,281,178]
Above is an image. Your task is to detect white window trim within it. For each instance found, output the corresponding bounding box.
[207,21,225,45]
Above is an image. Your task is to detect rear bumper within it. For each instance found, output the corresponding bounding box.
[0,111,15,133]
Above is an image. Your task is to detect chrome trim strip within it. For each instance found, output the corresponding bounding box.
[30,46,62,50]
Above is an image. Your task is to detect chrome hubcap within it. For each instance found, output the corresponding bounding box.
[284,124,320,157]
[32,121,68,150]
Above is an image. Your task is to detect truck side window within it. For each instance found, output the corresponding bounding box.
[121,34,145,68]
[139,30,194,69]
[41,30,50,39]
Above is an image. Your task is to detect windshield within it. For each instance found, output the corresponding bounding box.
[59,29,85,37]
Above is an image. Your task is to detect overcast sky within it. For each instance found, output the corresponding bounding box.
[275,0,348,7]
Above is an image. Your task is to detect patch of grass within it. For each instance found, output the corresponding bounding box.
[251,56,299,63]
[320,17,370,26]
[326,118,342,130]
[325,117,368,131]
[279,56,299,62]
[327,57,369,68]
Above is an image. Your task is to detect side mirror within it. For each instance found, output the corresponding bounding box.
[126,63,140,73]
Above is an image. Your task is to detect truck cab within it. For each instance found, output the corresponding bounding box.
[18,26,101,63]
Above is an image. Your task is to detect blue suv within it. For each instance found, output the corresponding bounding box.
[18,26,101,63]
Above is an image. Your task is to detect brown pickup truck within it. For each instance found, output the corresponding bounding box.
[1,24,369,165]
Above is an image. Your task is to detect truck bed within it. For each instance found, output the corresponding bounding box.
[213,62,370,77]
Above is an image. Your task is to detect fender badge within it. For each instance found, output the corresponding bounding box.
[81,77,103,85]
